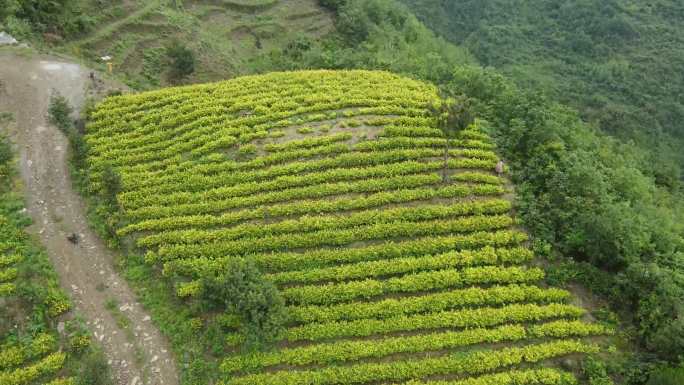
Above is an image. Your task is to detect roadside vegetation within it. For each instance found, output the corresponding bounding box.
[0,131,113,385]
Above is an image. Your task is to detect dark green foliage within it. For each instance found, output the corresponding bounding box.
[49,93,89,170]
[201,259,287,352]
[0,0,93,38]
[583,356,614,385]
[100,164,121,208]
[48,92,73,132]
[0,135,11,186]
[399,0,684,183]
[317,0,347,11]
[446,65,684,366]
[253,0,472,84]
[76,348,113,385]
[647,365,684,385]
[166,41,196,81]
[431,96,475,137]
[0,137,10,165]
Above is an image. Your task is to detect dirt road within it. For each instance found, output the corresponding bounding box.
[0,51,179,385]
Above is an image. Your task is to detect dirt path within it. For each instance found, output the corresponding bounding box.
[0,51,179,385]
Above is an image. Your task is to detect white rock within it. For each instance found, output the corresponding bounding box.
[0,32,17,45]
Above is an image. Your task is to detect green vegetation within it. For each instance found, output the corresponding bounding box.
[166,41,195,82]
[6,0,683,384]
[400,0,684,176]
[252,1,684,380]
[446,65,684,369]
[201,259,286,352]
[0,135,112,385]
[0,0,92,39]
[50,0,334,89]
[82,70,614,384]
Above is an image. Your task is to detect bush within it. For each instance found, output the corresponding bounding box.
[0,135,10,167]
[648,365,684,385]
[201,259,287,352]
[166,41,195,81]
[0,135,11,187]
[48,93,89,170]
[0,0,92,38]
[583,356,614,385]
[48,92,73,132]
[100,164,121,207]
[77,348,113,385]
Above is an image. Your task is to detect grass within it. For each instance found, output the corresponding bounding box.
[60,0,332,90]
[80,70,619,385]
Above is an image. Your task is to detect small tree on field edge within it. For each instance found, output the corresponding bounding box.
[430,95,475,182]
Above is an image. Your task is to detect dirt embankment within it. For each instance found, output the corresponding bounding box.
[0,51,179,385]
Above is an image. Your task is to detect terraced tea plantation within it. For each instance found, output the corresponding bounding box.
[85,70,612,384]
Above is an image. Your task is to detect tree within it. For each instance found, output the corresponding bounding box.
[430,95,475,181]
[202,259,286,352]
[48,92,73,132]
[100,164,121,208]
[166,41,195,81]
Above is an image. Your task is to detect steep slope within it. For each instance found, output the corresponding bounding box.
[62,0,332,88]
[83,70,614,384]
[399,0,684,178]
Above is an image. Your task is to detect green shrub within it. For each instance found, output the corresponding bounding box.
[166,41,196,81]
[48,93,73,132]
[0,135,10,167]
[582,356,614,385]
[100,164,121,207]
[76,348,113,385]
[318,0,347,11]
[201,259,287,352]
[648,365,684,385]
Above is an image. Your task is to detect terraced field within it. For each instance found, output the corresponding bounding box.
[66,0,331,87]
[85,70,612,384]
[0,202,89,385]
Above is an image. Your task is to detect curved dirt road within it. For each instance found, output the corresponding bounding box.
[0,52,179,385]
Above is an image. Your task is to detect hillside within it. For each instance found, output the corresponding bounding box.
[399,0,684,181]
[2,0,683,383]
[62,0,331,88]
[82,70,615,384]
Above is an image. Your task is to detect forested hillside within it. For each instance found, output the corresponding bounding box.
[400,0,684,185]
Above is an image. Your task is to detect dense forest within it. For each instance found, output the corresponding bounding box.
[2,0,683,383]
[400,0,684,185]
